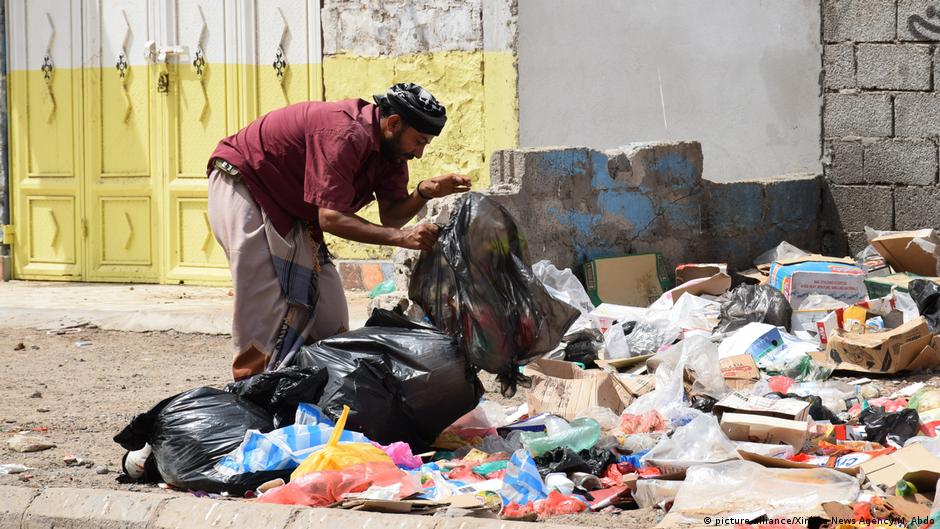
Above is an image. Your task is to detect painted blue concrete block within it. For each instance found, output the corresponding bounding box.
[547,207,602,238]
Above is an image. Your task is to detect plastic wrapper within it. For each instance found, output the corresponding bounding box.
[909,388,940,413]
[909,279,940,333]
[860,407,920,448]
[259,461,420,507]
[716,284,793,333]
[624,318,681,356]
[289,309,482,449]
[409,193,580,396]
[373,443,422,470]
[291,406,391,479]
[224,366,328,428]
[670,460,859,520]
[641,414,740,473]
[114,387,284,494]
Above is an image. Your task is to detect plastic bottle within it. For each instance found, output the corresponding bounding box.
[520,417,601,456]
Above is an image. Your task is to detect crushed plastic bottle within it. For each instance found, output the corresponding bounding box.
[520,418,601,456]
[368,279,396,299]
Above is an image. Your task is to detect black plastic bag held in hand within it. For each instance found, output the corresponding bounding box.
[114,387,286,494]
[409,193,580,396]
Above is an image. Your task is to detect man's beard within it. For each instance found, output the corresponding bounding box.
[380,129,412,163]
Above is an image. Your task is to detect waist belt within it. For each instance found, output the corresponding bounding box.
[212,158,241,182]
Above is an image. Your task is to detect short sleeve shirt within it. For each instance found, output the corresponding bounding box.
[208,99,409,239]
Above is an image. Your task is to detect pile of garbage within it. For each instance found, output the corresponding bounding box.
[115,195,940,528]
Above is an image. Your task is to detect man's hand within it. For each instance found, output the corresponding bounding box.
[396,223,440,251]
[418,174,472,199]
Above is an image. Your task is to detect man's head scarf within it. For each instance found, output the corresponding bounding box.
[373,83,447,136]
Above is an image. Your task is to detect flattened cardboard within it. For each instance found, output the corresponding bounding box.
[739,451,859,476]
[719,354,760,391]
[871,229,939,276]
[662,273,732,302]
[713,391,810,421]
[859,443,940,492]
[825,317,939,374]
[583,253,671,307]
[675,263,728,285]
[720,413,809,450]
[525,360,634,421]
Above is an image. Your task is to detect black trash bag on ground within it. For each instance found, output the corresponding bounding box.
[909,279,940,333]
[859,407,920,447]
[114,387,287,493]
[409,193,580,396]
[564,339,599,368]
[224,366,328,428]
[691,395,718,413]
[289,309,483,450]
[716,284,792,333]
[534,447,615,478]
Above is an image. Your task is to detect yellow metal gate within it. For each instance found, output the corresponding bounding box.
[7,0,323,284]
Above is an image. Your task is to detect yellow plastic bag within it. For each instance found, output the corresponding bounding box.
[291,405,392,480]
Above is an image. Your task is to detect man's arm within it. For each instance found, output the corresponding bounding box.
[319,208,439,251]
[378,174,471,228]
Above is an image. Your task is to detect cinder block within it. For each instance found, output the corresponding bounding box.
[286,508,438,529]
[22,488,166,529]
[898,0,940,41]
[150,497,296,529]
[824,93,893,138]
[856,44,932,90]
[863,140,938,185]
[896,185,940,229]
[846,231,870,255]
[824,0,897,42]
[703,181,764,232]
[829,185,893,231]
[825,141,865,184]
[763,174,823,229]
[0,486,38,529]
[825,44,856,89]
[895,93,940,137]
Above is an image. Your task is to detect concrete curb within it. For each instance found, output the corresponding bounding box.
[0,486,603,529]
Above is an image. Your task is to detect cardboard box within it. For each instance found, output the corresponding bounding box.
[738,451,860,476]
[859,443,940,492]
[768,255,867,307]
[824,316,940,374]
[675,263,727,285]
[720,413,809,450]
[583,253,670,307]
[524,359,635,421]
[719,354,760,391]
[864,272,940,299]
[712,391,810,421]
[871,229,940,276]
[660,273,731,303]
[815,294,899,346]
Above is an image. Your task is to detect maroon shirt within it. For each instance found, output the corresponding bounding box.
[208,99,409,238]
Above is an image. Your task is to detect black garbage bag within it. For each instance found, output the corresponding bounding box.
[409,193,581,396]
[716,284,792,333]
[691,395,718,413]
[114,387,287,494]
[534,447,615,478]
[289,309,483,450]
[859,407,920,447]
[909,279,940,333]
[225,366,328,428]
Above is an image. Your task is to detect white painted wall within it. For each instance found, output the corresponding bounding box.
[517,0,822,182]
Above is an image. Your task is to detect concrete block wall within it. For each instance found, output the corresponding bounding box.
[408,142,824,279]
[822,0,940,254]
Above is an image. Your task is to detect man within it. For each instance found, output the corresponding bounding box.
[207,83,470,380]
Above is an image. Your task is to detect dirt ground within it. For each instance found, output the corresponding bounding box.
[1,326,936,529]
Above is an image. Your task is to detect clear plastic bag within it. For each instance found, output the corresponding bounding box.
[717,284,793,333]
[641,414,740,473]
[624,319,681,356]
[532,260,594,314]
[576,406,621,432]
[602,324,631,360]
[670,460,859,520]
[753,241,810,268]
[634,479,683,509]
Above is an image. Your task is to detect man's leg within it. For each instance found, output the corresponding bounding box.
[304,262,350,343]
[207,169,287,379]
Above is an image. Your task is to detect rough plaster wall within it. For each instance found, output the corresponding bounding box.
[821,0,940,257]
[516,0,823,183]
[321,0,482,56]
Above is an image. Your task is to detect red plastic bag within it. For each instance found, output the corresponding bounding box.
[767,375,795,394]
[620,410,667,434]
[534,491,587,517]
[258,462,420,507]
